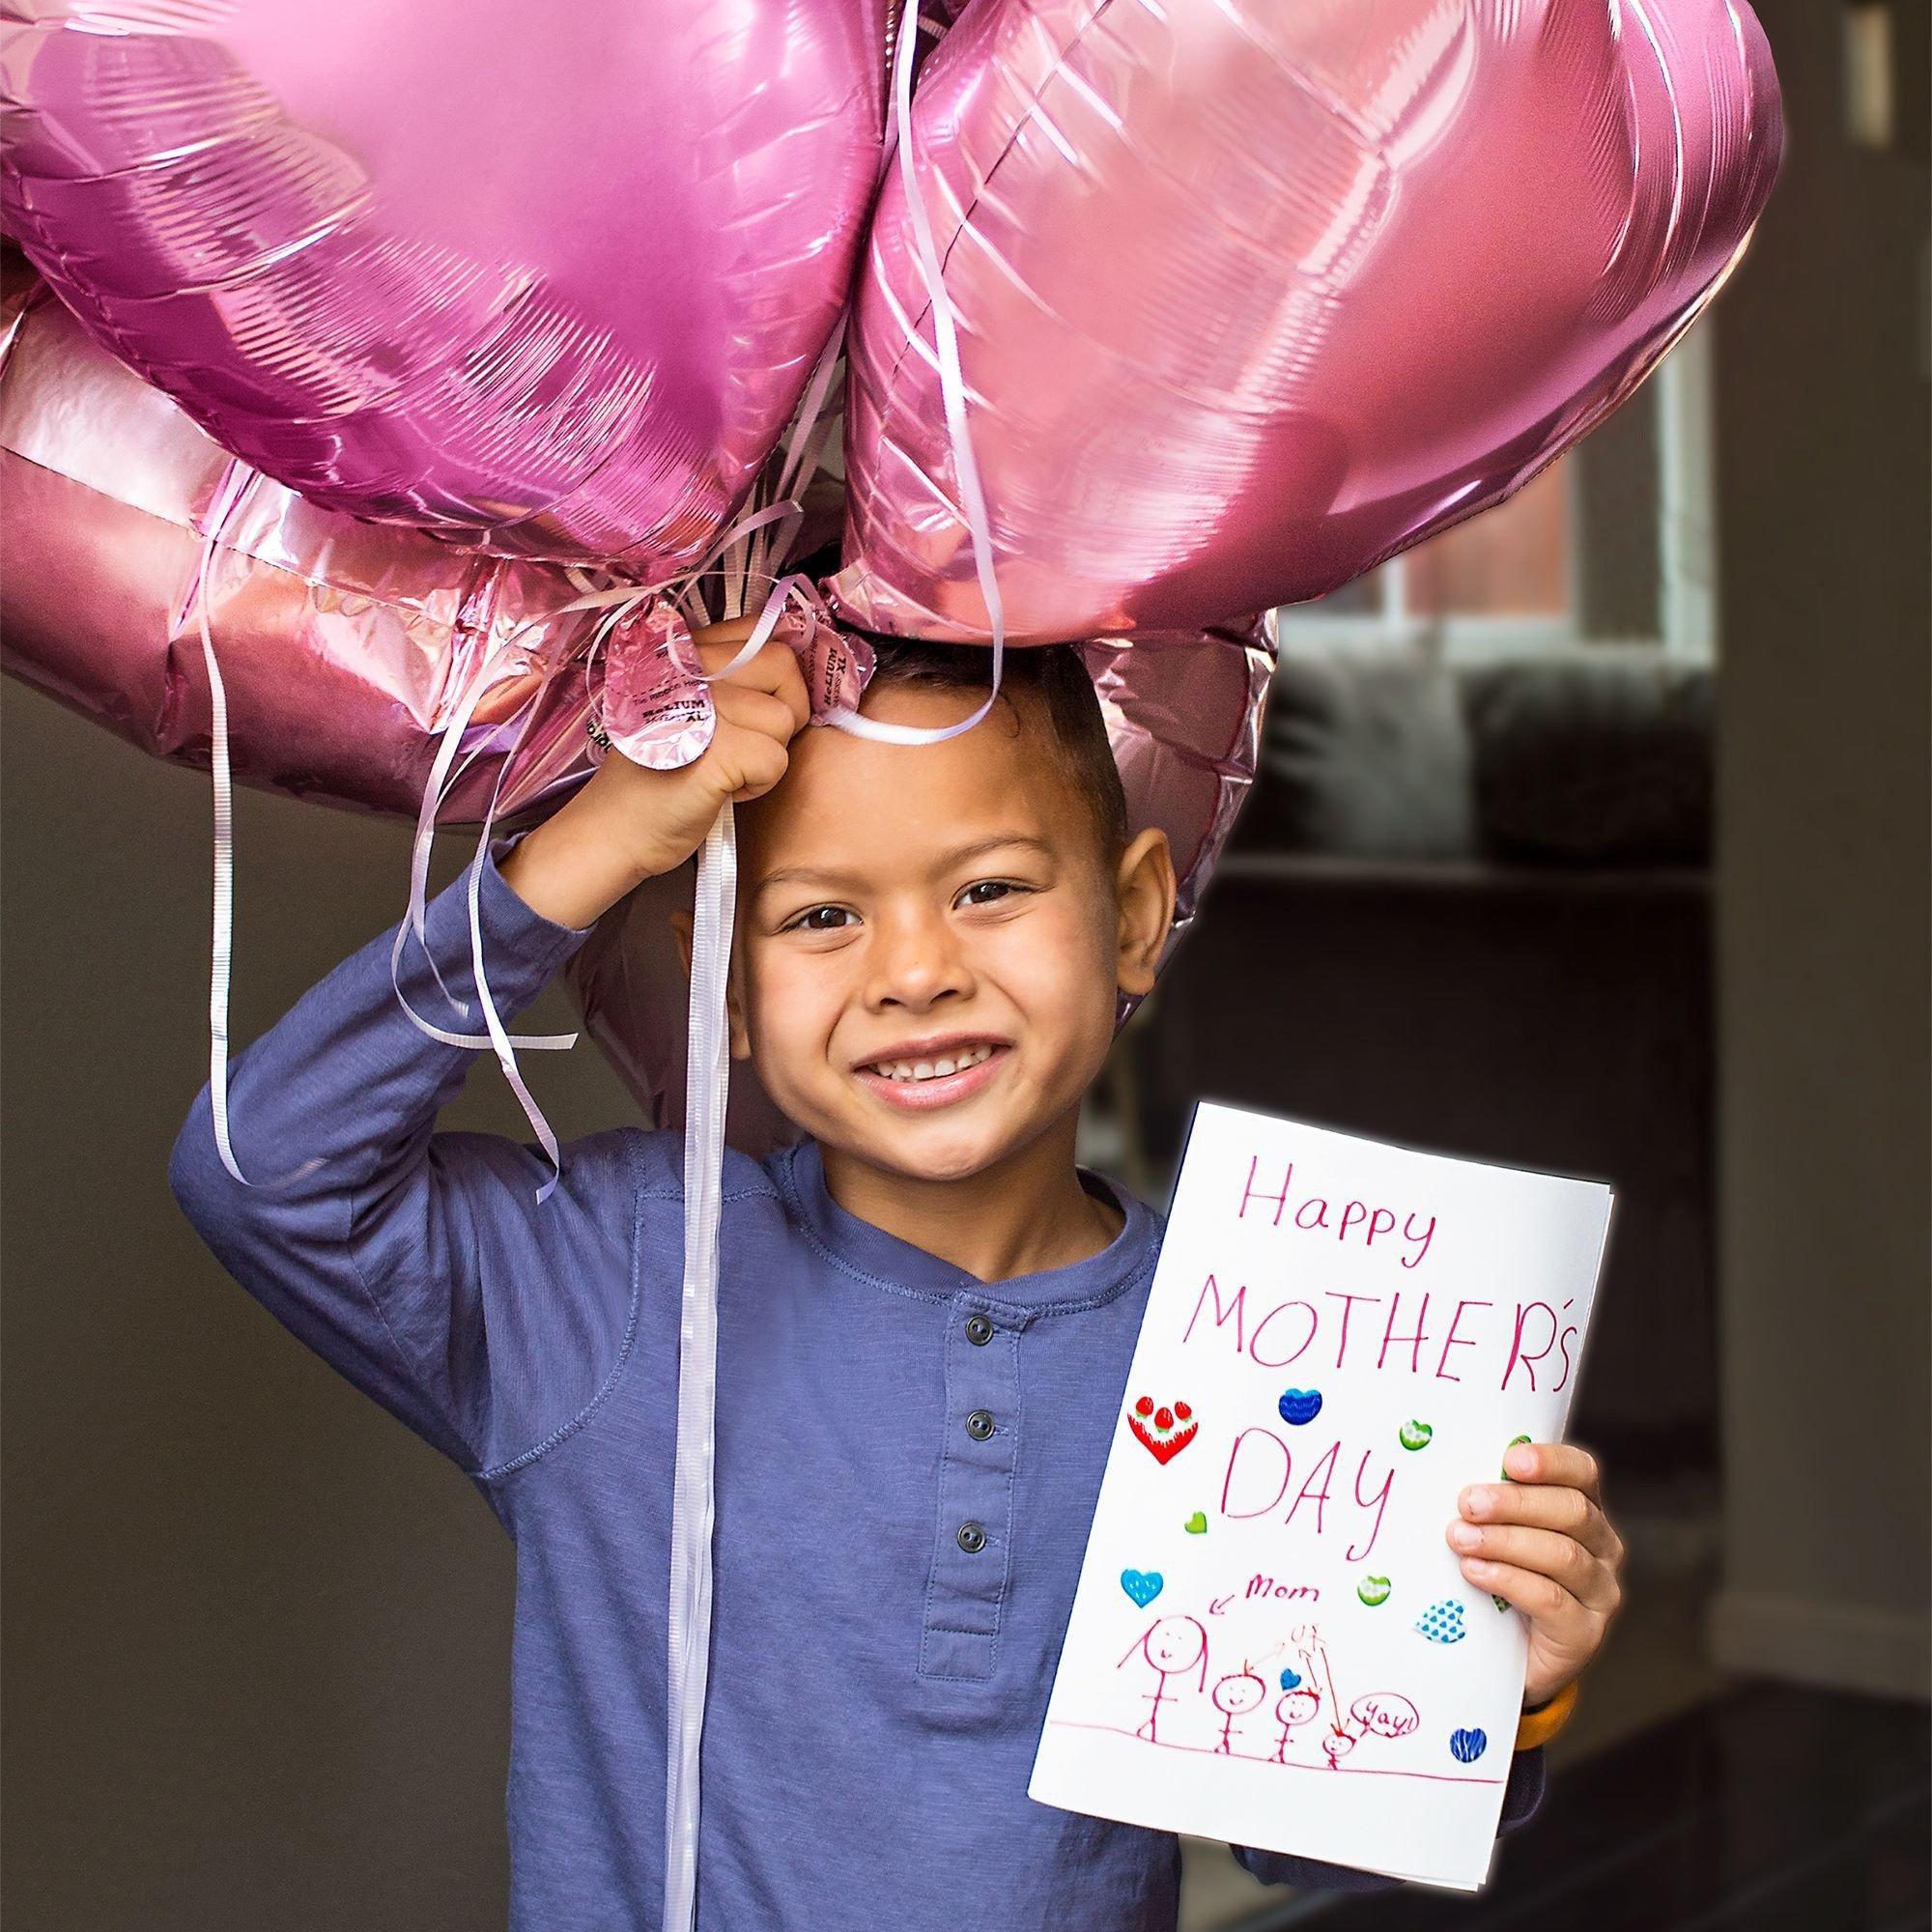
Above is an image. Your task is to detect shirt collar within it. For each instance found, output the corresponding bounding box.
[774,1138,1162,1316]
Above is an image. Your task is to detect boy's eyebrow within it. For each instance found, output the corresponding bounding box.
[752,833,1056,897]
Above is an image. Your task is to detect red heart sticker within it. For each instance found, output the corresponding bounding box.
[1126,1396,1197,1465]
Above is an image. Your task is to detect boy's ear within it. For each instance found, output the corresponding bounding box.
[668,909,753,1060]
[1114,827,1176,1001]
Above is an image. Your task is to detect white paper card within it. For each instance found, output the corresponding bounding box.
[1029,1102,1613,1891]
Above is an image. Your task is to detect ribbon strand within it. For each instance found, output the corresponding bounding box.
[661,802,736,1932]
[191,462,323,1191]
[821,1,1007,750]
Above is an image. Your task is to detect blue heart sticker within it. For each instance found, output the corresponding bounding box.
[1450,1727,1489,1764]
[1120,1568,1164,1609]
[1277,1387,1323,1427]
[1278,1667,1303,1691]
[1414,1599,1467,1644]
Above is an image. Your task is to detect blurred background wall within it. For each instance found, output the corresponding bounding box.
[1708,0,1928,1701]
[3,4,1926,1928]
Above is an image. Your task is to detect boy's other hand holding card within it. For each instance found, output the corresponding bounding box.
[1449,1440,1627,1709]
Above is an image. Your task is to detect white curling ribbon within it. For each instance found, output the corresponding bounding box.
[662,802,736,1932]
[392,660,580,1058]
[658,560,844,1926]
[187,455,576,1196]
[384,489,813,1199]
[821,1,1006,753]
[382,618,580,1206]
[453,653,609,1200]
[190,460,324,1191]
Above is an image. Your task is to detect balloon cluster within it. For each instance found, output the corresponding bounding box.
[2,0,1780,941]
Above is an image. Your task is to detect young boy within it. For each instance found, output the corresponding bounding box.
[169,616,1626,1929]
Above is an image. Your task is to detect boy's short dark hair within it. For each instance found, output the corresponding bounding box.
[858,637,1130,859]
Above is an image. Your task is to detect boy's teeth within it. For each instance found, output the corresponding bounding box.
[871,1043,995,1083]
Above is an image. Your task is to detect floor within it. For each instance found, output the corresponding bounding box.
[1175,1510,1930,1932]
[1221,1681,1929,1932]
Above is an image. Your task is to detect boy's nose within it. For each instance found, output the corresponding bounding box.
[864,910,972,1011]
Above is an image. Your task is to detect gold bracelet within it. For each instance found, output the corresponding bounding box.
[1514,1676,1579,1751]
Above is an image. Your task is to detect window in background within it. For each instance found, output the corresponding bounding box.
[1275,327,1716,665]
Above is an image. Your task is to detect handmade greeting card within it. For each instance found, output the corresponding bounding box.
[1029,1102,1614,1890]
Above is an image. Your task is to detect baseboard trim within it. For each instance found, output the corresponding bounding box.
[1710,1588,1931,1700]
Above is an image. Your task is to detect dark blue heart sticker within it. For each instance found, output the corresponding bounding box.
[1450,1726,1489,1764]
[1278,1668,1303,1691]
[1277,1387,1323,1427]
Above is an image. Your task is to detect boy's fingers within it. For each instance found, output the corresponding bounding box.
[709,646,811,731]
[710,719,790,803]
[1504,1440,1603,1501]
[712,681,804,748]
[690,622,812,730]
[689,612,764,652]
[1447,1520,1622,1614]
[1457,1556,1602,1633]
[1458,1482,1623,1565]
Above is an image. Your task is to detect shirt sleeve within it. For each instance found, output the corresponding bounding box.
[1228,1744,1546,1892]
[167,833,644,1478]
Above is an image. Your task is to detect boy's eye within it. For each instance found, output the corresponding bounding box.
[785,905,856,933]
[956,879,1029,908]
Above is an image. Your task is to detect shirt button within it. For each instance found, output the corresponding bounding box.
[964,1314,994,1346]
[956,1520,987,1553]
[966,1408,995,1440]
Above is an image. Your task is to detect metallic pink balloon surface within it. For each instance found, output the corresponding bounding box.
[0,276,586,818]
[564,613,1276,1152]
[0,274,853,820]
[0,0,886,573]
[830,0,1784,643]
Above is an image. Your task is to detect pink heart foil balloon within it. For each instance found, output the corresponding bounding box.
[830,0,1784,643]
[0,273,594,820]
[0,272,855,819]
[0,0,887,573]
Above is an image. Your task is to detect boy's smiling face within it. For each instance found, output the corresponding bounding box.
[730,678,1174,1186]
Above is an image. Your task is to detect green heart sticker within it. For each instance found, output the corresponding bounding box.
[1357,1575,1392,1607]
[1183,1512,1208,1534]
[1398,1419,1434,1451]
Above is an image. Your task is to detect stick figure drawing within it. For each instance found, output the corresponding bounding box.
[1267,1677,1329,1770]
[1209,1664,1269,1755]
[1116,1616,1208,1743]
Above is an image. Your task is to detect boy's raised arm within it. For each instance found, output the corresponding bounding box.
[167,622,812,1476]
[166,836,634,1474]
